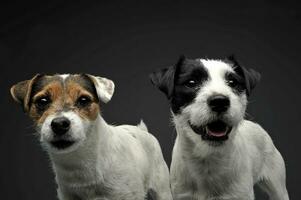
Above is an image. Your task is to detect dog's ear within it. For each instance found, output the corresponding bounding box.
[86,74,115,103]
[150,55,185,99]
[10,74,43,112]
[227,55,261,96]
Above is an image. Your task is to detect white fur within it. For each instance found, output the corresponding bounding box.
[89,75,115,103]
[40,111,87,154]
[36,74,171,200]
[59,74,70,80]
[39,112,172,200]
[138,120,148,132]
[170,59,289,200]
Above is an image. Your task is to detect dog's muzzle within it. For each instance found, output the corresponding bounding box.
[207,95,230,113]
[50,117,75,149]
[189,120,232,142]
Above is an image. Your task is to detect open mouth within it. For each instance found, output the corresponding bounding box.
[189,120,232,142]
[50,140,75,149]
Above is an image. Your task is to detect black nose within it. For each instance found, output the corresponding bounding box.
[51,117,70,136]
[208,95,230,113]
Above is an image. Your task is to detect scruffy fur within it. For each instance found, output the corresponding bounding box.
[11,74,172,200]
[150,56,289,200]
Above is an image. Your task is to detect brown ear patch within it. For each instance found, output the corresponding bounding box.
[10,80,29,104]
[10,74,43,112]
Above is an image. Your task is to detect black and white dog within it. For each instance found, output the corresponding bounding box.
[150,56,289,200]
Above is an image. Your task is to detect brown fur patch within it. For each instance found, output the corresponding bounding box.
[65,81,100,121]
[29,81,63,123]
[28,75,100,125]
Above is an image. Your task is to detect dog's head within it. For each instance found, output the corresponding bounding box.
[150,55,260,146]
[10,74,114,154]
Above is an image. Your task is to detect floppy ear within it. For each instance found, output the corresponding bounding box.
[227,55,261,96]
[86,74,115,103]
[149,55,185,99]
[10,74,42,112]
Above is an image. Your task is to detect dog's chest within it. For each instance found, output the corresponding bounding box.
[62,181,145,200]
[58,168,147,200]
[189,158,237,196]
[62,183,109,200]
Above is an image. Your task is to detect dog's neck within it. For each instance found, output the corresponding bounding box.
[174,122,244,192]
[49,115,112,189]
[175,121,239,162]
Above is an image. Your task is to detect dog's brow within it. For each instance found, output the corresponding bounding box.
[76,90,94,99]
[33,92,50,101]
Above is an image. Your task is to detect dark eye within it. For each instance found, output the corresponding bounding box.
[76,96,92,107]
[227,78,238,87]
[35,96,51,110]
[226,74,240,88]
[184,79,198,88]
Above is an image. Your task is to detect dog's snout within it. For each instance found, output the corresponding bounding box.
[51,117,71,136]
[208,95,230,113]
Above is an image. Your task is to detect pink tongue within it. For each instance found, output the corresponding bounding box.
[207,130,226,137]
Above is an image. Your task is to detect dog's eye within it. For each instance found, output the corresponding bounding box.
[184,79,198,88]
[76,95,92,107]
[35,96,51,110]
[227,79,238,87]
[226,74,239,88]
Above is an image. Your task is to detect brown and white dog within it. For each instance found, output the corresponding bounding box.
[10,74,172,200]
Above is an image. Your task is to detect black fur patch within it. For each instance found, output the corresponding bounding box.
[171,58,208,114]
[150,55,260,114]
[150,56,209,114]
[224,71,246,95]
[29,74,50,109]
[225,55,261,96]
[149,55,185,99]
[72,74,100,102]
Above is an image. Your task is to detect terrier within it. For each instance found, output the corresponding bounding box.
[150,56,289,200]
[11,74,172,200]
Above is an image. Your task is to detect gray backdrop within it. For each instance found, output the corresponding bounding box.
[0,1,300,199]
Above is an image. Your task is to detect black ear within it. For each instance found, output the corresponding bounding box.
[150,55,185,99]
[227,55,261,96]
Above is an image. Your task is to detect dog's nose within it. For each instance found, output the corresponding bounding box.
[207,95,230,113]
[51,117,70,136]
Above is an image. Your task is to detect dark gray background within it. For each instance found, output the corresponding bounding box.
[0,1,300,199]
